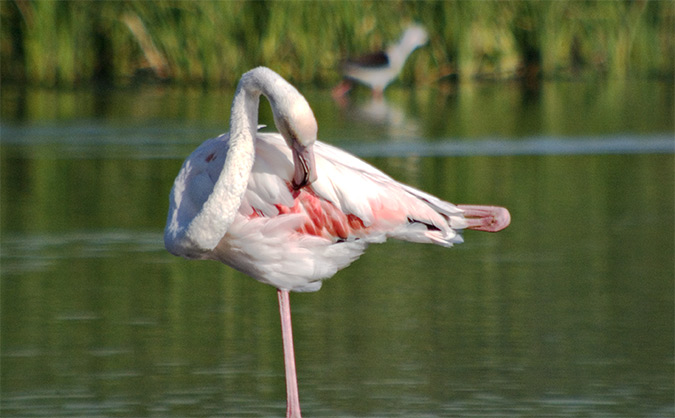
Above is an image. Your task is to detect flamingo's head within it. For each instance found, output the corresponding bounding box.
[272,89,318,190]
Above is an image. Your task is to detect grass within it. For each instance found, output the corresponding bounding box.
[1,0,673,87]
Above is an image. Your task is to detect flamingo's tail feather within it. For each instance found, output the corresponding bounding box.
[457,205,511,232]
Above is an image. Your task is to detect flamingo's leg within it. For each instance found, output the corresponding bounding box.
[278,289,302,418]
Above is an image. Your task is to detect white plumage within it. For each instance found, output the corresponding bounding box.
[166,131,468,292]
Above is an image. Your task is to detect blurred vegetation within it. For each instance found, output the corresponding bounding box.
[1,0,674,87]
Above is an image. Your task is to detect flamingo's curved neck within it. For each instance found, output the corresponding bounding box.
[165,67,314,255]
[185,70,284,250]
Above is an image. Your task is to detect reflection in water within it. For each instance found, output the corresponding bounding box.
[335,95,422,141]
[1,82,673,417]
[355,97,416,132]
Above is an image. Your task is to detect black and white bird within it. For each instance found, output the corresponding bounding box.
[333,25,428,98]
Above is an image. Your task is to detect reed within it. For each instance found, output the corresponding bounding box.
[1,0,673,87]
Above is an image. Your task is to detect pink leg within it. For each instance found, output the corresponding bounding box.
[277,289,302,418]
[371,88,385,99]
[457,205,511,232]
[331,80,353,99]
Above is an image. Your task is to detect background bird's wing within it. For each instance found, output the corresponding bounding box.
[343,51,390,69]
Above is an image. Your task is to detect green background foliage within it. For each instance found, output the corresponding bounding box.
[2,0,673,87]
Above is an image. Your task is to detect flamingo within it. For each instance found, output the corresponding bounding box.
[164,66,510,418]
[333,24,429,98]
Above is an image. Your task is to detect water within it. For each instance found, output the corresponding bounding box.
[1,80,673,417]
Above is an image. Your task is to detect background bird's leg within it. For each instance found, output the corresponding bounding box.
[278,289,302,418]
[331,79,353,99]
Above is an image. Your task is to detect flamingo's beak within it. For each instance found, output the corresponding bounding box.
[291,145,317,190]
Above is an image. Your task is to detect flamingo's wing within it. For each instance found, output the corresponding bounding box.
[244,134,466,247]
[311,140,467,246]
[169,133,470,292]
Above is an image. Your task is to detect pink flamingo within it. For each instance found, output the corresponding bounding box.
[164,67,510,418]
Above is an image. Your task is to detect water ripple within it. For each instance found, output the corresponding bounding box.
[0,230,165,275]
[345,135,675,157]
[2,122,672,158]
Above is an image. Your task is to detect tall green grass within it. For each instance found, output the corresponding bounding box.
[1,0,673,87]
